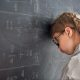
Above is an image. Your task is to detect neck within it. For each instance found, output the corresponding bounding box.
[74,32,80,48]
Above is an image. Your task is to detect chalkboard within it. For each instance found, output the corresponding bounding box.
[0,0,80,80]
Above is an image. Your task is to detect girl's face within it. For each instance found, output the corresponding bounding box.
[53,27,76,55]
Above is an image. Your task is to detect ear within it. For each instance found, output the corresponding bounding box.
[64,27,73,37]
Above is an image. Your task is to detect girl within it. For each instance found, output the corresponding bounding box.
[51,12,80,80]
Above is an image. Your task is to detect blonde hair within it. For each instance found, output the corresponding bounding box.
[51,12,80,36]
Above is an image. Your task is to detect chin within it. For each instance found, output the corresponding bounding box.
[66,53,73,55]
[65,50,74,55]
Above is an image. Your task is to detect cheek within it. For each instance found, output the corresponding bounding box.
[59,39,73,52]
[65,39,73,48]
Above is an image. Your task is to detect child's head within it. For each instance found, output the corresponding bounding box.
[51,12,80,55]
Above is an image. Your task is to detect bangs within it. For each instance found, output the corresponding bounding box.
[51,22,65,36]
